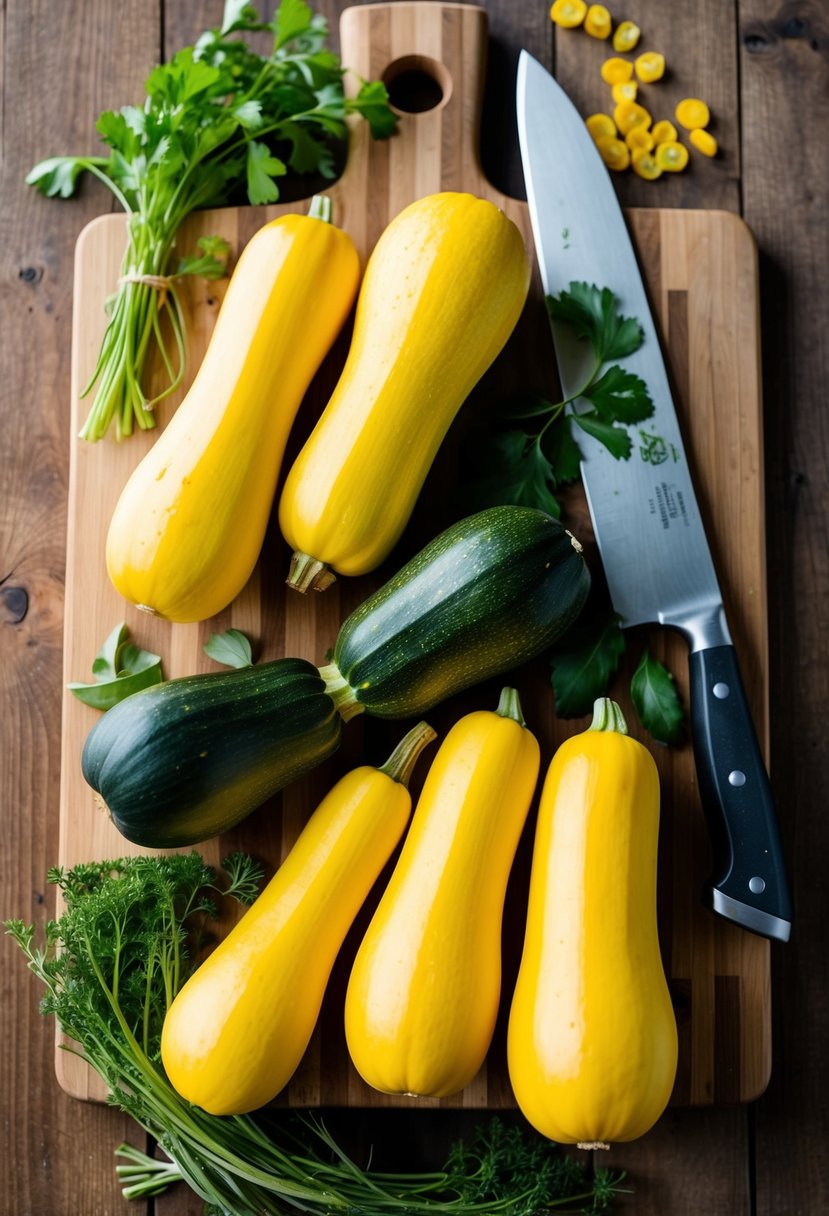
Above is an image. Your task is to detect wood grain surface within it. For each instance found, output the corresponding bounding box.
[2,1,827,1214]
[59,2,770,1113]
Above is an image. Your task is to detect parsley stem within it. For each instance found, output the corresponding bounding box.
[527,356,607,459]
[555,357,605,414]
[84,160,134,214]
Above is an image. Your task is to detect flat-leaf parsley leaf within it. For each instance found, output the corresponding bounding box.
[631,648,685,744]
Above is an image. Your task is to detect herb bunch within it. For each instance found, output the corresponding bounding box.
[28,0,396,442]
[6,855,625,1215]
[462,282,684,744]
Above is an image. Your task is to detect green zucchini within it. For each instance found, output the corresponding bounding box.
[81,657,341,847]
[322,506,590,719]
[82,507,588,848]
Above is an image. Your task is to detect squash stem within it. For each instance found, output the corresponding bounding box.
[318,661,364,723]
[588,697,629,735]
[379,721,437,787]
[566,529,584,554]
[307,194,332,223]
[495,686,527,727]
[287,551,337,594]
[285,552,333,593]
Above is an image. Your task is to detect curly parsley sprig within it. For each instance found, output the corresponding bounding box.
[28,0,397,442]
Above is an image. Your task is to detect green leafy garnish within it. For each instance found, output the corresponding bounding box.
[204,628,255,669]
[550,606,686,743]
[462,430,563,518]
[443,1117,625,1212]
[174,234,232,279]
[346,78,401,137]
[462,282,653,517]
[28,0,397,442]
[550,609,626,717]
[547,281,643,363]
[6,856,627,1214]
[631,648,685,744]
[67,623,162,710]
[461,282,686,743]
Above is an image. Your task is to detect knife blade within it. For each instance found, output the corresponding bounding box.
[516,50,792,943]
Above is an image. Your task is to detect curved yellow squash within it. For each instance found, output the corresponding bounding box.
[106,203,360,623]
[344,689,540,1098]
[507,699,678,1146]
[161,722,435,1115]
[278,192,531,590]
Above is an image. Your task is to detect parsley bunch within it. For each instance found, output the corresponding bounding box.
[462,282,684,744]
[6,855,626,1215]
[28,0,396,442]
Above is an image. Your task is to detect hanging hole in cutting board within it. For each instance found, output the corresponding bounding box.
[382,55,452,113]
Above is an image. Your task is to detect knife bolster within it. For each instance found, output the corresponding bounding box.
[662,599,731,652]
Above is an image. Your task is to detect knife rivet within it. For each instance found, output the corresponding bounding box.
[749,876,766,894]
[729,769,746,787]
[713,682,730,699]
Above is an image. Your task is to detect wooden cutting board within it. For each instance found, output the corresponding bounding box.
[58,1,771,1109]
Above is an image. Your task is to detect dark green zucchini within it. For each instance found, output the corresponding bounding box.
[81,657,341,847]
[82,508,586,848]
[321,506,590,719]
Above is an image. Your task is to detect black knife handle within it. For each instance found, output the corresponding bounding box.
[689,644,792,942]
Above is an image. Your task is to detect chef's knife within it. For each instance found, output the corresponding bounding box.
[516,50,791,943]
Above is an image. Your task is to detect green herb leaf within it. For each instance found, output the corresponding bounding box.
[221,851,265,904]
[463,431,562,518]
[550,610,626,717]
[273,0,316,49]
[280,121,336,176]
[68,623,163,710]
[175,234,231,280]
[245,139,287,204]
[442,1117,627,1211]
[539,415,584,484]
[573,410,633,459]
[631,648,685,743]
[348,79,400,138]
[587,363,654,424]
[221,0,260,34]
[547,281,644,364]
[96,110,139,155]
[233,99,264,130]
[204,629,254,669]
[26,155,105,198]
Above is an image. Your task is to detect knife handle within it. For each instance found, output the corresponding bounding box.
[689,644,792,942]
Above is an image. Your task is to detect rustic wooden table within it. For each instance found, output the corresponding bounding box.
[1,1,826,1213]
